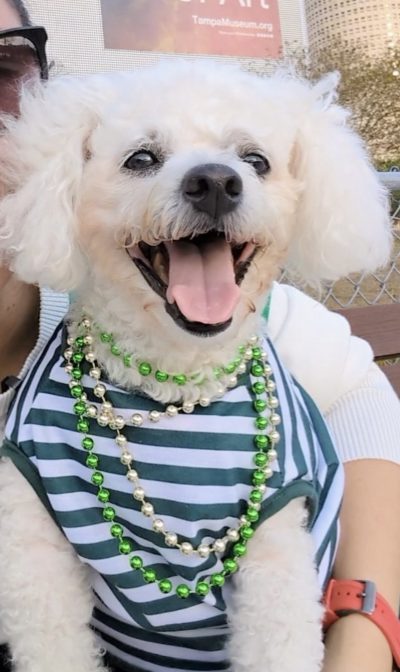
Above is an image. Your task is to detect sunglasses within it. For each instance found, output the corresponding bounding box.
[0,26,48,116]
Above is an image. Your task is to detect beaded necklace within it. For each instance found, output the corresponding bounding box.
[64,316,281,600]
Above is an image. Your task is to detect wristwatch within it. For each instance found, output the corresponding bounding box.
[323,579,400,669]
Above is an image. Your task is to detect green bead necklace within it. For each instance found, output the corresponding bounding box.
[95,324,251,387]
[64,316,281,600]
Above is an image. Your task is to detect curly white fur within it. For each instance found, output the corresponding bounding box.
[0,460,106,672]
[229,499,324,672]
[0,60,392,672]
[0,62,391,394]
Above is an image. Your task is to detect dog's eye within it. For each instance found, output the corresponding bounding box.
[123,150,159,172]
[242,153,270,176]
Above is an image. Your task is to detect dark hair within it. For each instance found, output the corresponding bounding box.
[5,0,32,25]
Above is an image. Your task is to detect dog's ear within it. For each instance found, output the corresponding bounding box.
[0,77,101,291]
[285,73,392,282]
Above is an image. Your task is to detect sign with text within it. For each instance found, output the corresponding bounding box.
[101,0,282,59]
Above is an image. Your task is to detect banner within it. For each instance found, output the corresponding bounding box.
[101,0,282,59]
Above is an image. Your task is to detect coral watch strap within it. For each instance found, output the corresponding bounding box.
[323,579,400,667]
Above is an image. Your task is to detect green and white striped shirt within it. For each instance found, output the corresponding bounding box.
[2,324,343,672]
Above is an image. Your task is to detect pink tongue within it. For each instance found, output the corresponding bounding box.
[165,238,240,324]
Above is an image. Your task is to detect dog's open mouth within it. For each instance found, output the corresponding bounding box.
[127,232,257,335]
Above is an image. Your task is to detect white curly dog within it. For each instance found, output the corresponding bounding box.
[0,60,391,672]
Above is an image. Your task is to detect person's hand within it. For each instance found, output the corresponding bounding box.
[323,613,394,672]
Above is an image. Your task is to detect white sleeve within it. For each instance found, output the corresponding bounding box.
[324,364,400,465]
[266,282,374,412]
[266,283,400,464]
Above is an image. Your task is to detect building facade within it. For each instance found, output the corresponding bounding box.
[305,0,400,60]
[278,0,308,53]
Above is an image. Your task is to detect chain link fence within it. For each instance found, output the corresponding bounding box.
[282,172,400,310]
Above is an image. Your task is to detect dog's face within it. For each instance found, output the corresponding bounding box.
[76,66,301,341]
[0,61,391,351]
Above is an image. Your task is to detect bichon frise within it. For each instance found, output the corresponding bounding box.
[0,60,391,672]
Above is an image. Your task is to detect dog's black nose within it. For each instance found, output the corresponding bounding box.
[182,164,242,218]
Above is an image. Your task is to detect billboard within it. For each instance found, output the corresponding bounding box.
[101,0,282,59]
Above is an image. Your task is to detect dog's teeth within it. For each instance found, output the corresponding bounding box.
[152,250,168,283]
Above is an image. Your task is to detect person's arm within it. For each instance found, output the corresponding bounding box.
[267,284,400,672]
[323,459,400,672]
[0,270,40,382]
[0,288,69,439]
[322,364,400,672]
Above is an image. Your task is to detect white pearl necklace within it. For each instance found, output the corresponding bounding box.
[65,318,281,559]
